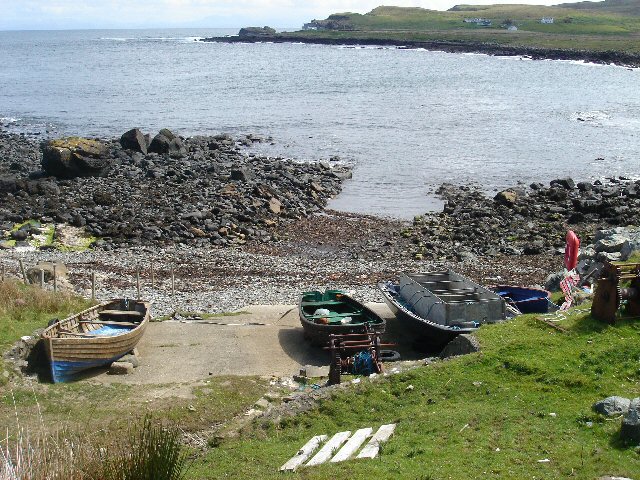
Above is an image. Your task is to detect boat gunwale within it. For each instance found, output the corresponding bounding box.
[42,300,150,342]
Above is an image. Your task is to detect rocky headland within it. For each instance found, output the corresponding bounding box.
[201,34,640,69]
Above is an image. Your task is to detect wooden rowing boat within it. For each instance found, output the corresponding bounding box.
[42,299,149,383]
[299,290,386,346]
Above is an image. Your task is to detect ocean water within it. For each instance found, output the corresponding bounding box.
[0,28,639,218]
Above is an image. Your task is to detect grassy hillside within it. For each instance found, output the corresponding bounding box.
[314,4,640,36]
[557,0,640,16]
[293,4,640,54]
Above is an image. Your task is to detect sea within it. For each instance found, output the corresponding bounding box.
[1,28,639,219]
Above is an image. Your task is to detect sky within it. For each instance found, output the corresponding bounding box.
[0,0,569,30]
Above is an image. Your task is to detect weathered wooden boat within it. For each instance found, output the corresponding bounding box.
[490,285,552,314]
[379,271,506,349]
[299,290,386,346]
[42,299,149,383]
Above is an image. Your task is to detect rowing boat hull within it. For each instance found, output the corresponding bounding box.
[378,282,477,350]
[42,299,149,383]
[299,290,386,346]
[490,285,551,314]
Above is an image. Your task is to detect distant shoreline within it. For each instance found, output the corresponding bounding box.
[201,35,640,69]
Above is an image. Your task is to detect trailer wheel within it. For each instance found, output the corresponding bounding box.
[379,350,401,362]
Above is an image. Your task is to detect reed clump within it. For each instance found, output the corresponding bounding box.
[0,279,85,322]
[1,415,188,480]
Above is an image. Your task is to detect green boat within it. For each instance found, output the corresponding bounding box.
[298,289,386,346]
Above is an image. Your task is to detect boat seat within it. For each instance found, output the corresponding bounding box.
[300,300,345,306]
[307,311,362,319]
[100,309,143,317]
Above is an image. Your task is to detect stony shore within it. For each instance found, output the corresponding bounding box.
[1,127,639,317]
[201,34,640,69]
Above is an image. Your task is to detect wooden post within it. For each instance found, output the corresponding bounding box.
[150,261,155,289]
[1,263,5,283]
[171,265,175,298]
[40,269,44,289]
[19,260,27,284]
[53,264,57,292]
[136,265,141,300]
[91,271,96,301]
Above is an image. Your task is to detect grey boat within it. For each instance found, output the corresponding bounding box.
[379,271,506,349]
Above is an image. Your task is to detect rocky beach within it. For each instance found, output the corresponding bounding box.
[202,34,640,69]
[1,126,639,318]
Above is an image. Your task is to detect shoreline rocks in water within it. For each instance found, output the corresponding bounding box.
[200,35,640,69]
[0,129,352,250]
[402,178,640,261]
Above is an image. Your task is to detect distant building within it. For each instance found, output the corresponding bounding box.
[302,22,318,30]
[463,18,492,26]
[540,17,554,24]
[507,25,518,31]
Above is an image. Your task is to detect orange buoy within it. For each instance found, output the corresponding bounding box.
[564,230,580,271]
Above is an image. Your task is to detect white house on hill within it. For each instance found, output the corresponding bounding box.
[540,17,554,24]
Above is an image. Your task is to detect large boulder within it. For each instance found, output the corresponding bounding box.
[26,261,68,284]
[620,397,640,443]
[41,137,110,178]
[494,189,518,206]
[440,334,480,358]
[120,128,148,154]
[550,177,576,190]
[148,129,186,157]
[0,176,18,195]
[593,396,631,416]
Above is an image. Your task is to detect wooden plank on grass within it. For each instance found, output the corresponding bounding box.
[280,435,327,472]
[330,427,372,462]
[356,423,396,459]
[305,431,351,466]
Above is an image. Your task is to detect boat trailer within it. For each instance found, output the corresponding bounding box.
[325,325,394,386]
[591,262,640,324]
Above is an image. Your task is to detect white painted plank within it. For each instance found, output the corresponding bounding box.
[306,430,352,467]
[280,435,328,471]
[330,427,373,462]
[356,423,396,459]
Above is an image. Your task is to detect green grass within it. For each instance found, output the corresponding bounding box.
[3,276,640,478]
[4,220,96,251]
[0,280,92,353]
[290,4,640,54]
[188,305,640,479]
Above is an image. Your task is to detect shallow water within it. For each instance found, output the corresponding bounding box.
[1,29,639,218]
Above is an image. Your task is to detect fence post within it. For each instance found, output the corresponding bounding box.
[136,265,141,300]
[53,264,57,293]
[171,265,175,298]
[40,269,44,289]
[150,261,155,289]
[19,260,27,284]
[1,263,5,282]
[91,270,96,301]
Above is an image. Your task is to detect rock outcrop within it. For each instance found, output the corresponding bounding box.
[41,137,111,178]
[0,130,351,249]
[120,128,148,154]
